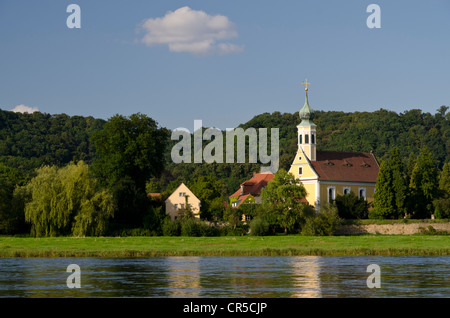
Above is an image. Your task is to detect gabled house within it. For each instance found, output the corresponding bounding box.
[229,172,275,208]
[165,183,201,221]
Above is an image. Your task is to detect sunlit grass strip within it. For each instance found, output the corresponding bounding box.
[1,235,449,257]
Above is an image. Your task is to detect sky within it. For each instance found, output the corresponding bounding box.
[1,0,449,131]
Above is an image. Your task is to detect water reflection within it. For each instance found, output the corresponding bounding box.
[0,256,448,298]
[290,256,321,297]
[166,257,200,297]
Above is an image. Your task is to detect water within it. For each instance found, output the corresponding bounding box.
[0,256,448,298]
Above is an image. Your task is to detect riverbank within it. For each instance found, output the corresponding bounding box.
[1,235,449,257]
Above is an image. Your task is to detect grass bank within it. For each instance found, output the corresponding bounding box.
[1,235,449,257]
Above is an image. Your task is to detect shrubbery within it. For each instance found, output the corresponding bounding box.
[335,192,369,219]
[161,217,220,237]
[302,205,341,236]
[249,216,270,236]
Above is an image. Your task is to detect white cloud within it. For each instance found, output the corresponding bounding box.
[140,6,244,56]
[11,104,39,114]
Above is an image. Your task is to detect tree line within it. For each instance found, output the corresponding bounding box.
[0,105,448,236]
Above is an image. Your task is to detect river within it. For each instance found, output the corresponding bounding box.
[0,256,448,298]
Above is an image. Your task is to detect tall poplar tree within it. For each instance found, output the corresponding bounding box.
[408,147,439,218]
[389,147,407,218]
[433,162,450,219]
[371,160,395,219]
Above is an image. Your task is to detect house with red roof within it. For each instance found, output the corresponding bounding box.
[229,172,275,209]
[288,81,380,211]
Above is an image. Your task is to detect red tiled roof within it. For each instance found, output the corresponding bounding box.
[229,172,275,198]
[232,194,252,208]
[310,151,379,183]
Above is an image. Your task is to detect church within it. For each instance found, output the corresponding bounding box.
[288,80,380,211]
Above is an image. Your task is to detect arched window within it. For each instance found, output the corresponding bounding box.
[311,133,315,144]
[358,188,366,200]
[328,187,336,203]
[299,134,302,144]
[305,134,309,144]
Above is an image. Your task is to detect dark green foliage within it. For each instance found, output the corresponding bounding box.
[143,205,166,234]
[90,113,168,190]
[0,106,449,234]
[0,163,30,234]
[433,162,450,219]
[223,206,242,230]
[408,147,439,218]
[162,218,181,236]
[372,147,409,219]
[389,147,407,216]
[0,109,104,172]
[335,191,369,219]
[186,175,227,221]
[419,225,449,235]
[237,203,265,220]
[302,204,342,236]
[90,113,169,229]
[261,169,308,234]
[249,216,270,236]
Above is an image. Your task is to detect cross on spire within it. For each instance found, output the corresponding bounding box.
[301,78,311,91]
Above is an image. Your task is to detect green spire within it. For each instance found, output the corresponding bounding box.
[299,90,314,120]
[298,79,315,126]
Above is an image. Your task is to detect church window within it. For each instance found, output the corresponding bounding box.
[299,167,303,175]
[311,133,315,144]
[299,135,302,144]
[343,187,351,195]
[328,187,336,203]
[358,188,367,200]
[305,134,309,144]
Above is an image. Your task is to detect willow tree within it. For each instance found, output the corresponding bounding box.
[25,161,115,237]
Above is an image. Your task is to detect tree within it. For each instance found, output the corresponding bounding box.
[187,175,226,220]
[389,147,407,218]
[0,177,14,234]
[24,161,115,237]
[223,206,241,230]
[91,113,168,190]
[0,164,29,234]
[261,168,308,234]
[433,162,450,219]
[371,160,395,219]
[302,204,341,236]
[90,113,168,228]
[408,147,439,218]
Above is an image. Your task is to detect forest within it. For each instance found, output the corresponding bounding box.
[0,105,449,236]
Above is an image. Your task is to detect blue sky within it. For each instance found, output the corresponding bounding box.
[1,0,449,130]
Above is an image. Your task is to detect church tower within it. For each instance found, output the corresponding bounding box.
[288,79,380,211]
[297,79,316,161]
